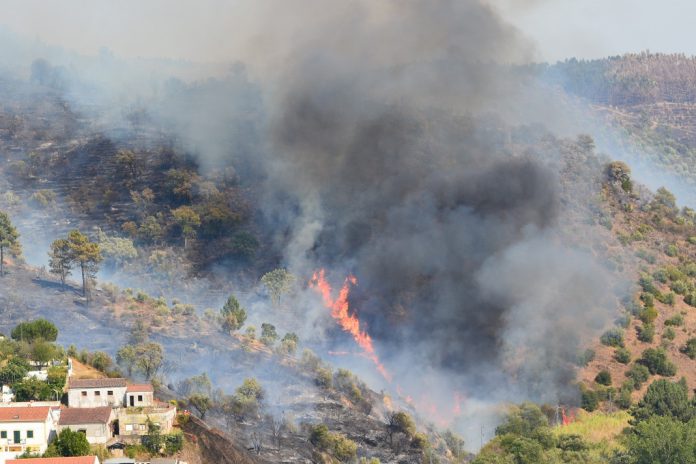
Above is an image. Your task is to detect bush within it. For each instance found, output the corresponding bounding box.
[595,370,613,386]
[684,292,696,307]
[664,327,676,341]
[637,323,655,343]
[680,338,696,359]
[580,388,599,412]
[639,348,677,376]
[576,349,596,367]
[665,314,684,326]
[601,328,625,347]
[639,306,658,324]
[315,367,333,389]
[627,364,651,389]
[309,425,357,462]
[670,280,690,295]
[665,244,679,257]
[615,347,632,364]
[656,292,676,306]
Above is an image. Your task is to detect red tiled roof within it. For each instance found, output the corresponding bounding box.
[59,406,113,425]
[0,405,51,422]
[127,383,154,392]
[68,378,127,389]
[7,457,98,464]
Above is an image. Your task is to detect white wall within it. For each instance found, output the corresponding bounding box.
[68,386,126,408]
[0,415,54,462]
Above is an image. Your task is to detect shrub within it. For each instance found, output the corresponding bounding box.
[680,338,696,359]
[664,327,676,341]
[639,306,658,324]
[576,349,596,367]
[665,244,679,257]
[684,292,696,307]
[309,425,357,462]
[656,292,676,306]
[580,388,599,412]
[670,280,690,295]
[595,370,612,386]
[639,348,677,376]
[615,347,632,364]
[637,323,655,343]
[665,314,684,326]
[627,364,651,389]
[600,328,625,347]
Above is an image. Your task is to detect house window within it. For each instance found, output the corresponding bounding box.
[107,390,113,396]
[1,431,6,439]
[81,391,87,396]
[95,391,101,396]
[125,424,133,432]
[26,430,33,439]
[138,395,143,402]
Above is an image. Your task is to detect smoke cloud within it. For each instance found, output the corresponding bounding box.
[244,0,616,415]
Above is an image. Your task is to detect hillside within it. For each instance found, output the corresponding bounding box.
[546,53,696,193]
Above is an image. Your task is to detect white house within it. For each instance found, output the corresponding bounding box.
[7,457,101,464]
[57,407,114,444]
[0,405,57,462]
[125,384,154,408]
[67,379,127,408]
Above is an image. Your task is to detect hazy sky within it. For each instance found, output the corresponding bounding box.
[0,0,694,63]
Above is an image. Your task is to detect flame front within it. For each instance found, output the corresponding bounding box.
[310,269,391,381]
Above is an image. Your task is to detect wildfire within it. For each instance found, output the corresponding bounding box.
[310,269,467,425]
[309,269,391,381]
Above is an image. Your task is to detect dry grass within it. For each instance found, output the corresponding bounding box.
[554,409,630,449]
[70,358,107,379]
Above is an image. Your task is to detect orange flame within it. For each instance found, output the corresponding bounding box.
[310,269,391,381]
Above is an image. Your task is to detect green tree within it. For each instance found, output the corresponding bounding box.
[0,211,20,276]
[31,340,58,367]
[188,393,212,419]
[11,319,58,342]
[135,342,164,380]
[53,428,91,456]
[260,268,296,306]
[495,403,548,437]
[116,345,138,377]
[172,206,201,248]
[220,295,247,332]
[260,323,278,346]
[65,230,102,297]
[631,378,695,424]
[48,238,72,289]
[626,416,696,464]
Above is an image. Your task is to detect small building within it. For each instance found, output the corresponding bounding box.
[116,402,177,436]
[67,379,127,408]
[57,407,114,444]
[125,384,154,408]
[0,405,57,461]
[7,457,100,464]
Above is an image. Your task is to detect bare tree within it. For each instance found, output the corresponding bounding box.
[250,430,262,455]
